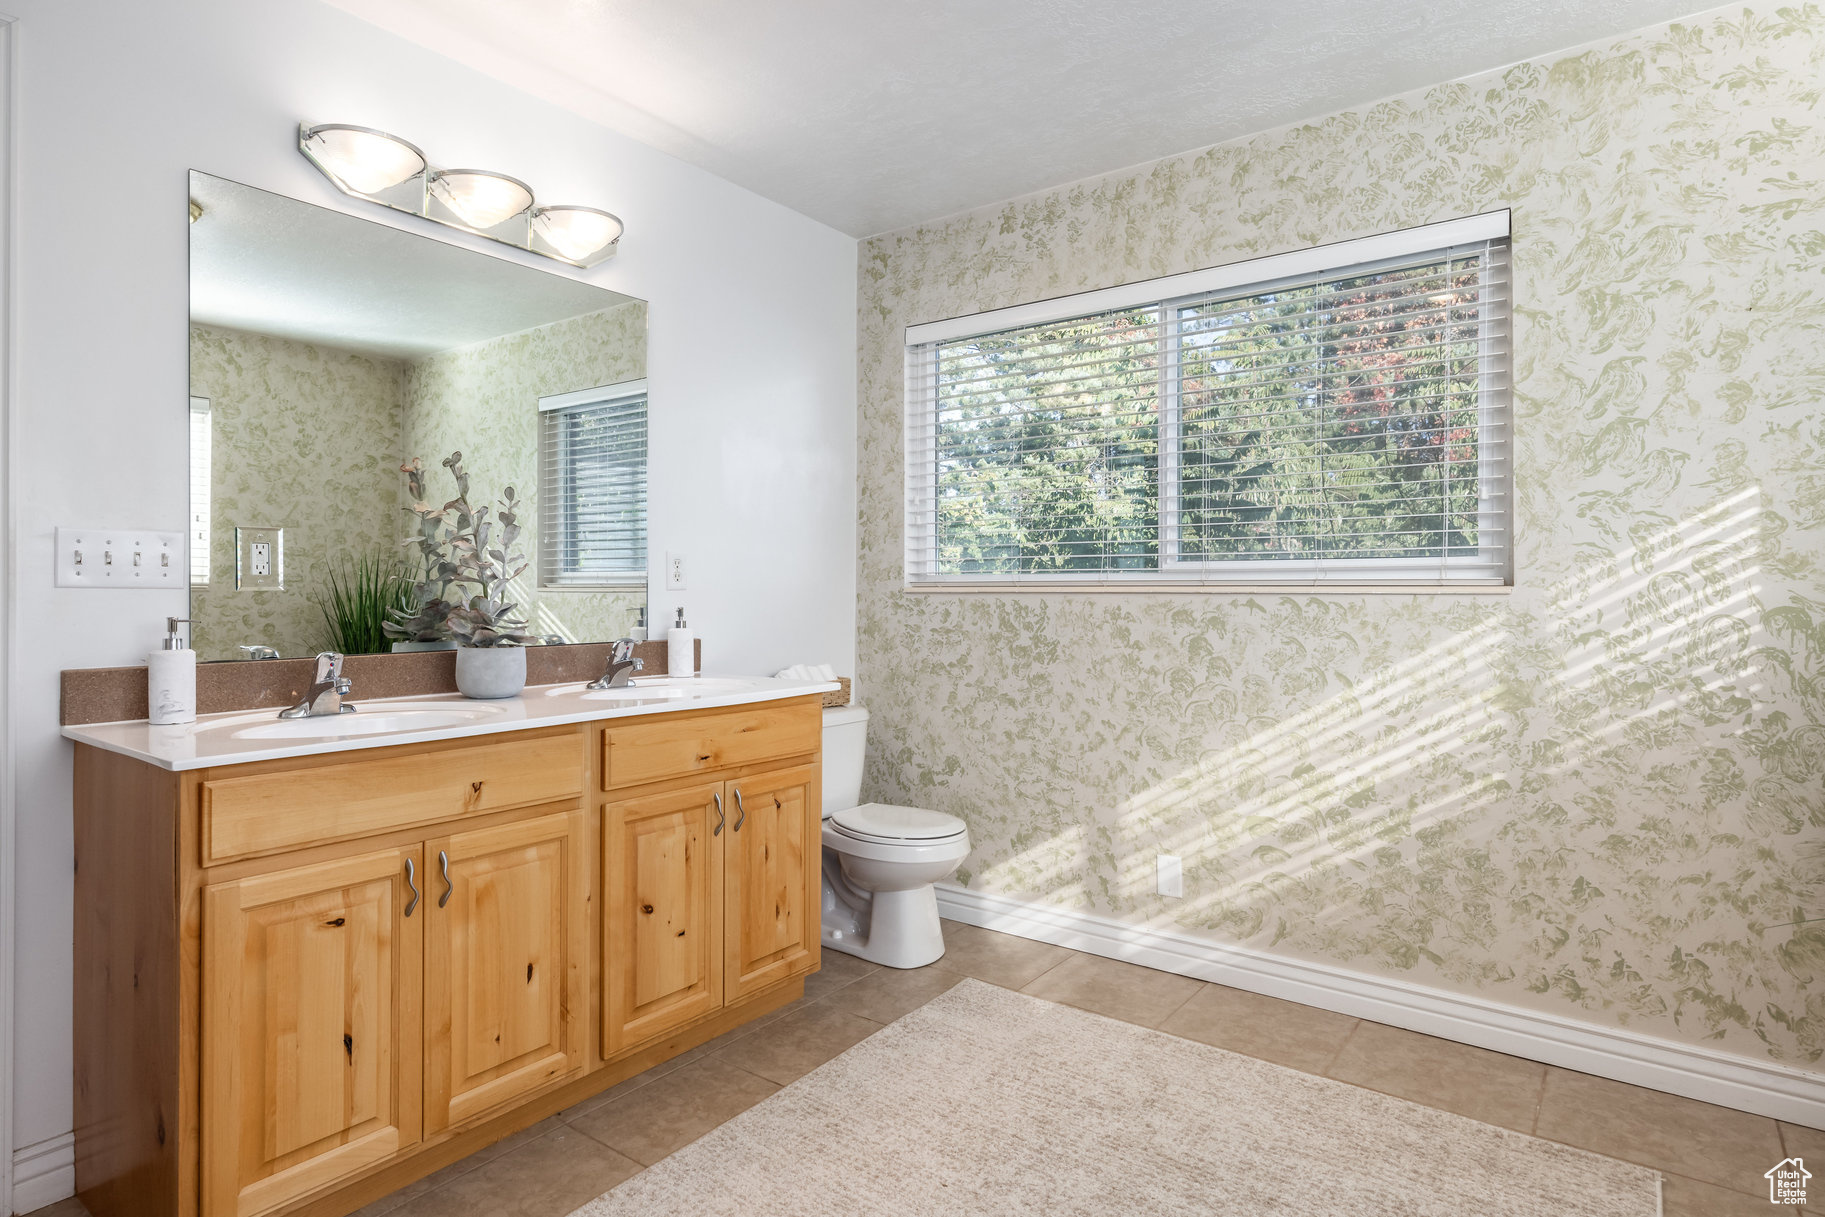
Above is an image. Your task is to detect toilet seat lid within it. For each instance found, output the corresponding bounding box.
[829,803,966,844]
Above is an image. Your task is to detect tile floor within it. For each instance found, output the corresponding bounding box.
[28,920,1812,1217]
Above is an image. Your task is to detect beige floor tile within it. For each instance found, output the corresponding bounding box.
[1782,1119,1825,1162]
[350,1116,567,1215]
[567,1057,779,1165]
[1323,1020,1546,1132]
[713,1000,883,1084]
[1020,953,1203,1028]
[1662,1171,1799,1214]
[1158,983,1358,1074]
[22,1200,91,1217]
[557,1053,698,1123]
[1535,1067,1782,1194]
[817,963,963,1024]
[381,1122,640,1217]
[930,920,1075,989]
[802,949,880,1000]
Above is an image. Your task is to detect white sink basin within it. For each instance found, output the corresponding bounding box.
[208,703,506,741]
[544,676,756,702]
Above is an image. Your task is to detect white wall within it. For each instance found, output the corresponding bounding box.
[4,0,857,1197]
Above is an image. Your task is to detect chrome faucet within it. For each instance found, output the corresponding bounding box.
[586,638,644,690]
[279,652,356,718]
[238,644,281,660]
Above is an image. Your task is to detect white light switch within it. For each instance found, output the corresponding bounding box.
[55,527,185,588]
[1157,854,1183,899]
[666,551,687,591]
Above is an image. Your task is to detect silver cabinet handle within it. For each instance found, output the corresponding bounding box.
[733,788,746,833]
[712,791,724,836]
[438,849,452,909]
[404,858,419,917]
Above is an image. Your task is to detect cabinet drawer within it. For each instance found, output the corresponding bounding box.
[602,702,819,791]
[201,731,584,865]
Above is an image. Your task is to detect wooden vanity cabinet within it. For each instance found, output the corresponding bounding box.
[201,847,425,1217]
[74,696,824,1217]
[599,706,823,1056]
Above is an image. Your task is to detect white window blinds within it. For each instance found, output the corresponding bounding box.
[189,396,211,584]
[904,212,1512,590]
[537,380,648,589]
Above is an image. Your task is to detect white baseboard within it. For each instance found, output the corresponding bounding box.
[10,1132,73,1215]
[935,882,1825,1129]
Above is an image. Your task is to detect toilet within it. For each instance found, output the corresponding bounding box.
[820,704,969,968]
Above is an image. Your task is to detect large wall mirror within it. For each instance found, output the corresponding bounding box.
[187,171,648,663]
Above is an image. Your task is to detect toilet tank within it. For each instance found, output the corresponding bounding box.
[821,704,869,814]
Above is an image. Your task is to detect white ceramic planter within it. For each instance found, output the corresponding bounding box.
[454,645,527,699]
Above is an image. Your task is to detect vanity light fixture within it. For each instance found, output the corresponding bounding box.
[427,168,534,231]
[299,124,427,197]
[531,205,626,263]
[297,121,622,267]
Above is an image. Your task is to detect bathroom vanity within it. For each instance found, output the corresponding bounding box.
[64,678,831,1217]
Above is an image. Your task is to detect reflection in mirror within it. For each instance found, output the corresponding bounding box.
[187,171,648,662]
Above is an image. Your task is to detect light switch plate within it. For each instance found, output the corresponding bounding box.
[235,526,285,590]
[55,527,186,588]
[666,551,687,591]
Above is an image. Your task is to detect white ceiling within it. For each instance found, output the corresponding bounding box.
[189,172,638,360]
[324,0,1716,237]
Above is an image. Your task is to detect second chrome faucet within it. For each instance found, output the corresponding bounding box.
[279,651,356,718]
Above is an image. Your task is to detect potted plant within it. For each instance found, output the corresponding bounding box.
[312,551,416,655]
[384,457,463,652]
[439,453,537,697]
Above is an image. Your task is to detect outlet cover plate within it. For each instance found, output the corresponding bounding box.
[1157,854,1184,899]
[55,527,186,588]
[666,551,687,591]
[235,526,285,590]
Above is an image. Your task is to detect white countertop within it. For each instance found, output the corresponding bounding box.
[62,675,841,771]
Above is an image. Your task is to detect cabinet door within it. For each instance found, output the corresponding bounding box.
[424,809,588,1135]
[202,847,423,1217]
[602,783,724,1056]
[723,765,819,1001]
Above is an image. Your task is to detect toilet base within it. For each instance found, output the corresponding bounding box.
[820,853,948,969]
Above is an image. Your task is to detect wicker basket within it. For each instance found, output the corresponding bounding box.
[821,676,852,707]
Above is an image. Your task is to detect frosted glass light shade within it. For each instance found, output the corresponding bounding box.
[429,169,534,230]
[531,206,624,263]
[301,125,426,195]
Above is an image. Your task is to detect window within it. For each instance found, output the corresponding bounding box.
[189,396,211,584]
[903,212,1512,589]
[538,380,648,589]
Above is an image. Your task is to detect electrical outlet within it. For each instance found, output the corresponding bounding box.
[666,551,687,591]
[55,527,185,588]
[235,527,285,590]
[1157,854,1184,899]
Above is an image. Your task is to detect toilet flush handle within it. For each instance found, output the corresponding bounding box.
[712,792,725,836]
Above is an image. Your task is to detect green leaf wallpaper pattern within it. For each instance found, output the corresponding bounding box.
[854,3,1825,1066]
[188,302,649,660]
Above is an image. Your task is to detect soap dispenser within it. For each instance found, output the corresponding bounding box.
[667,606,694,679]
[148,616,197,725]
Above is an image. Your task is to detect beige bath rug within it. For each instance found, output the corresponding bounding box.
[569,978,1660,1216]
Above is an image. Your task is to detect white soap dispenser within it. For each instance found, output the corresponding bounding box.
[148,616,197,725]
[667,606,694,679]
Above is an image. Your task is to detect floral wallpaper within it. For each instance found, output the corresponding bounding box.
[188,324,406,661]
[403,302,649,644]
[856,4,1825,1067]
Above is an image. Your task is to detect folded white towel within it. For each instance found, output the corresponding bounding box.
[776,663,840,682]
